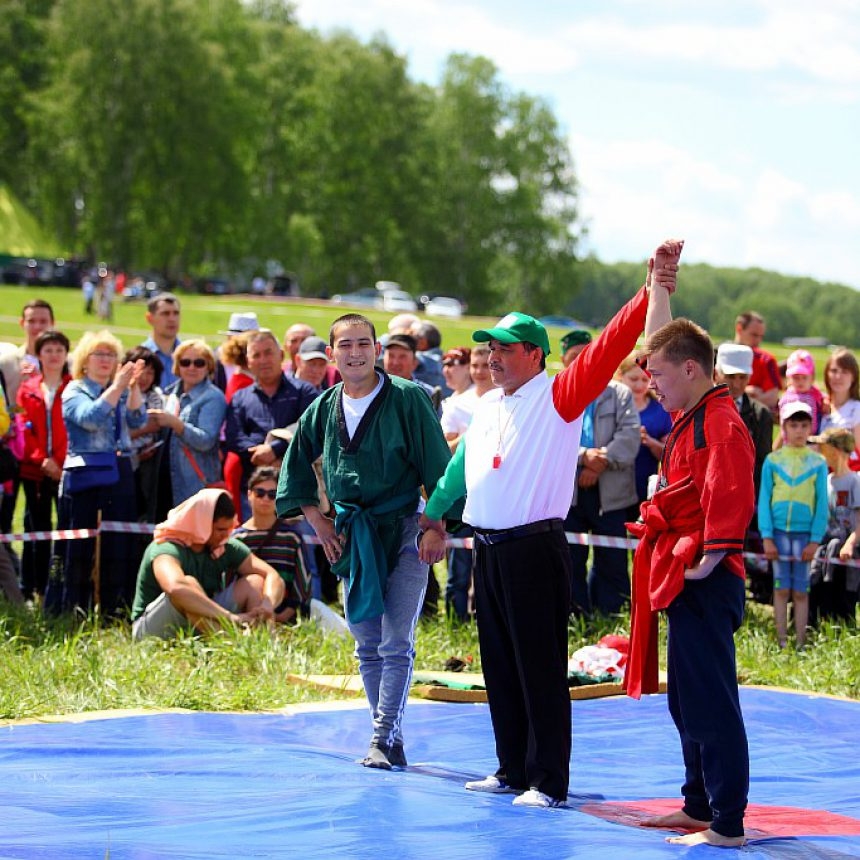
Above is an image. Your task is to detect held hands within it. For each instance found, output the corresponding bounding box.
[578,448,607,488]
[231,606,268,627]
[577,466,601,488]
[762,538,778,561]
[419,529,447,565]
[417,513,447,564]
[41,457,62,481]
[839,534,856,561]
[648,239,684,294]
[146,408,181,432]
[249,443,277,466]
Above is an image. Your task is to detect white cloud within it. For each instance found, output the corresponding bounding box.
[296,0,582,75]
[297,1,860,95]
[293,1,860,286]
[573,132,860,287]
[744,170,806,230]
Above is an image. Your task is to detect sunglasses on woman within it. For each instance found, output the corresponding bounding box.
[251,488,277,500]
[178,358,207,369]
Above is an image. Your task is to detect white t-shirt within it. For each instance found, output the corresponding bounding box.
[341,372,384,439]
[440,386,479,436]
[820,398,860,433]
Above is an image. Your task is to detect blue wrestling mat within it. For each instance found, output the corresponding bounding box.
[1,687,859,859]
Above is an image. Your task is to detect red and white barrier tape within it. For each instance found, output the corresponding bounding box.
[2,523,857,568]
[0,521,155,543]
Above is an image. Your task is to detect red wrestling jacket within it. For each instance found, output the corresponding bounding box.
[624,385,755,699]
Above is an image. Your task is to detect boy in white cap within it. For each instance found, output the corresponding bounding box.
[759,401,828,648]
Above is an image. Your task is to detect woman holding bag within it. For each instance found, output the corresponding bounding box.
[148,340,226,507]
[17,330,72,601]
[46,331,147,616]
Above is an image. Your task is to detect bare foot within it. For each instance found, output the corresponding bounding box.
[641,810,711,831]
[667,828,745,847]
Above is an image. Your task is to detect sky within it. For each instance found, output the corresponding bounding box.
[294,0,860,289]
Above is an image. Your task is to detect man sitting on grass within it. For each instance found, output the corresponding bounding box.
[131,488,284,640]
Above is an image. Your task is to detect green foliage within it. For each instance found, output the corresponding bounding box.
[3,1,581,314]
[570,259,860,347]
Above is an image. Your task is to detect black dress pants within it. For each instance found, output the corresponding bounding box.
[473,526,572,801]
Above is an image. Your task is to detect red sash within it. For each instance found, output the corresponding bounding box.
[624,478,704,699]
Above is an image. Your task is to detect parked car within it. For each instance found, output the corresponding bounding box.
[424,296,464,319]
[122,275,162,301]
[374,280,402,292]
[267,274,299,297]
[379,289,417,312]
[24,258,54,286]
[537,314,588,330]
[330,287,380,308]
[198,276,234,295]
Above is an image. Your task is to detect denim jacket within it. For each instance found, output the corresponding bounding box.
[164,378,227,505]
[62,376,146,457]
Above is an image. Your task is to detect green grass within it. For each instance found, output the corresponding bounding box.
[0,285,577,374]
[0,597,857,721]
[0,283,856,721]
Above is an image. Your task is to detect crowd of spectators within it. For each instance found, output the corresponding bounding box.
[0,295,856,645]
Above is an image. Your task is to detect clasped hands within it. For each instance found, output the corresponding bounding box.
[417,514,447,564]
[648,238,684,294]
[578,448,608,488]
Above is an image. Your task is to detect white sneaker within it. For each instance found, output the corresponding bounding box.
[464,775,517,793]
[512,788,567,808]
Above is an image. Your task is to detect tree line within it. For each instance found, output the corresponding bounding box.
[0,0,580,313]
[575,258,860,348]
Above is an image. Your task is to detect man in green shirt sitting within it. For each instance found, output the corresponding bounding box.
[131,488,284,640]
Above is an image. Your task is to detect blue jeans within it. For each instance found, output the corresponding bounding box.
[445,527,474,621]
[772,530,811,592]
[345,516,427,749]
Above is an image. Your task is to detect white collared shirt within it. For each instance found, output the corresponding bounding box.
[461,371,583,529]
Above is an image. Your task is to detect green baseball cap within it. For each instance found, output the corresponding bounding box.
[473,312,551,356]
[560,329,592,354]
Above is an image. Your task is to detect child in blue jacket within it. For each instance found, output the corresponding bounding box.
[760,401,828,648]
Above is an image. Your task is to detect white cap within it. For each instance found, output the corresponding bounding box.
[780,400,813,423]
[219,312,260,335]
[716,342,753,376]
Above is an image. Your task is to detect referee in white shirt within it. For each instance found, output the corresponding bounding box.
[420,239,682,808]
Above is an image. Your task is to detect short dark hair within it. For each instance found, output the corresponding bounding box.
[386,333,417,354]
[147,292,180,314]
[413,321,441,350]
[521,341,547,371]
[213,492,235,521]
[34,329,70,355]
[22,299,54,321]
[735,311,764,330]
[644,318,715,376]
[123,345,163,386]
[248,466,279,489]
[329,314,376,346]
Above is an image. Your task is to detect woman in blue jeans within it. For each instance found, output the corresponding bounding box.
[47,331,147,616]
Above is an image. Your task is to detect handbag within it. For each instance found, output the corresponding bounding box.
[0,369,20,482]
[63,452,120,493]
